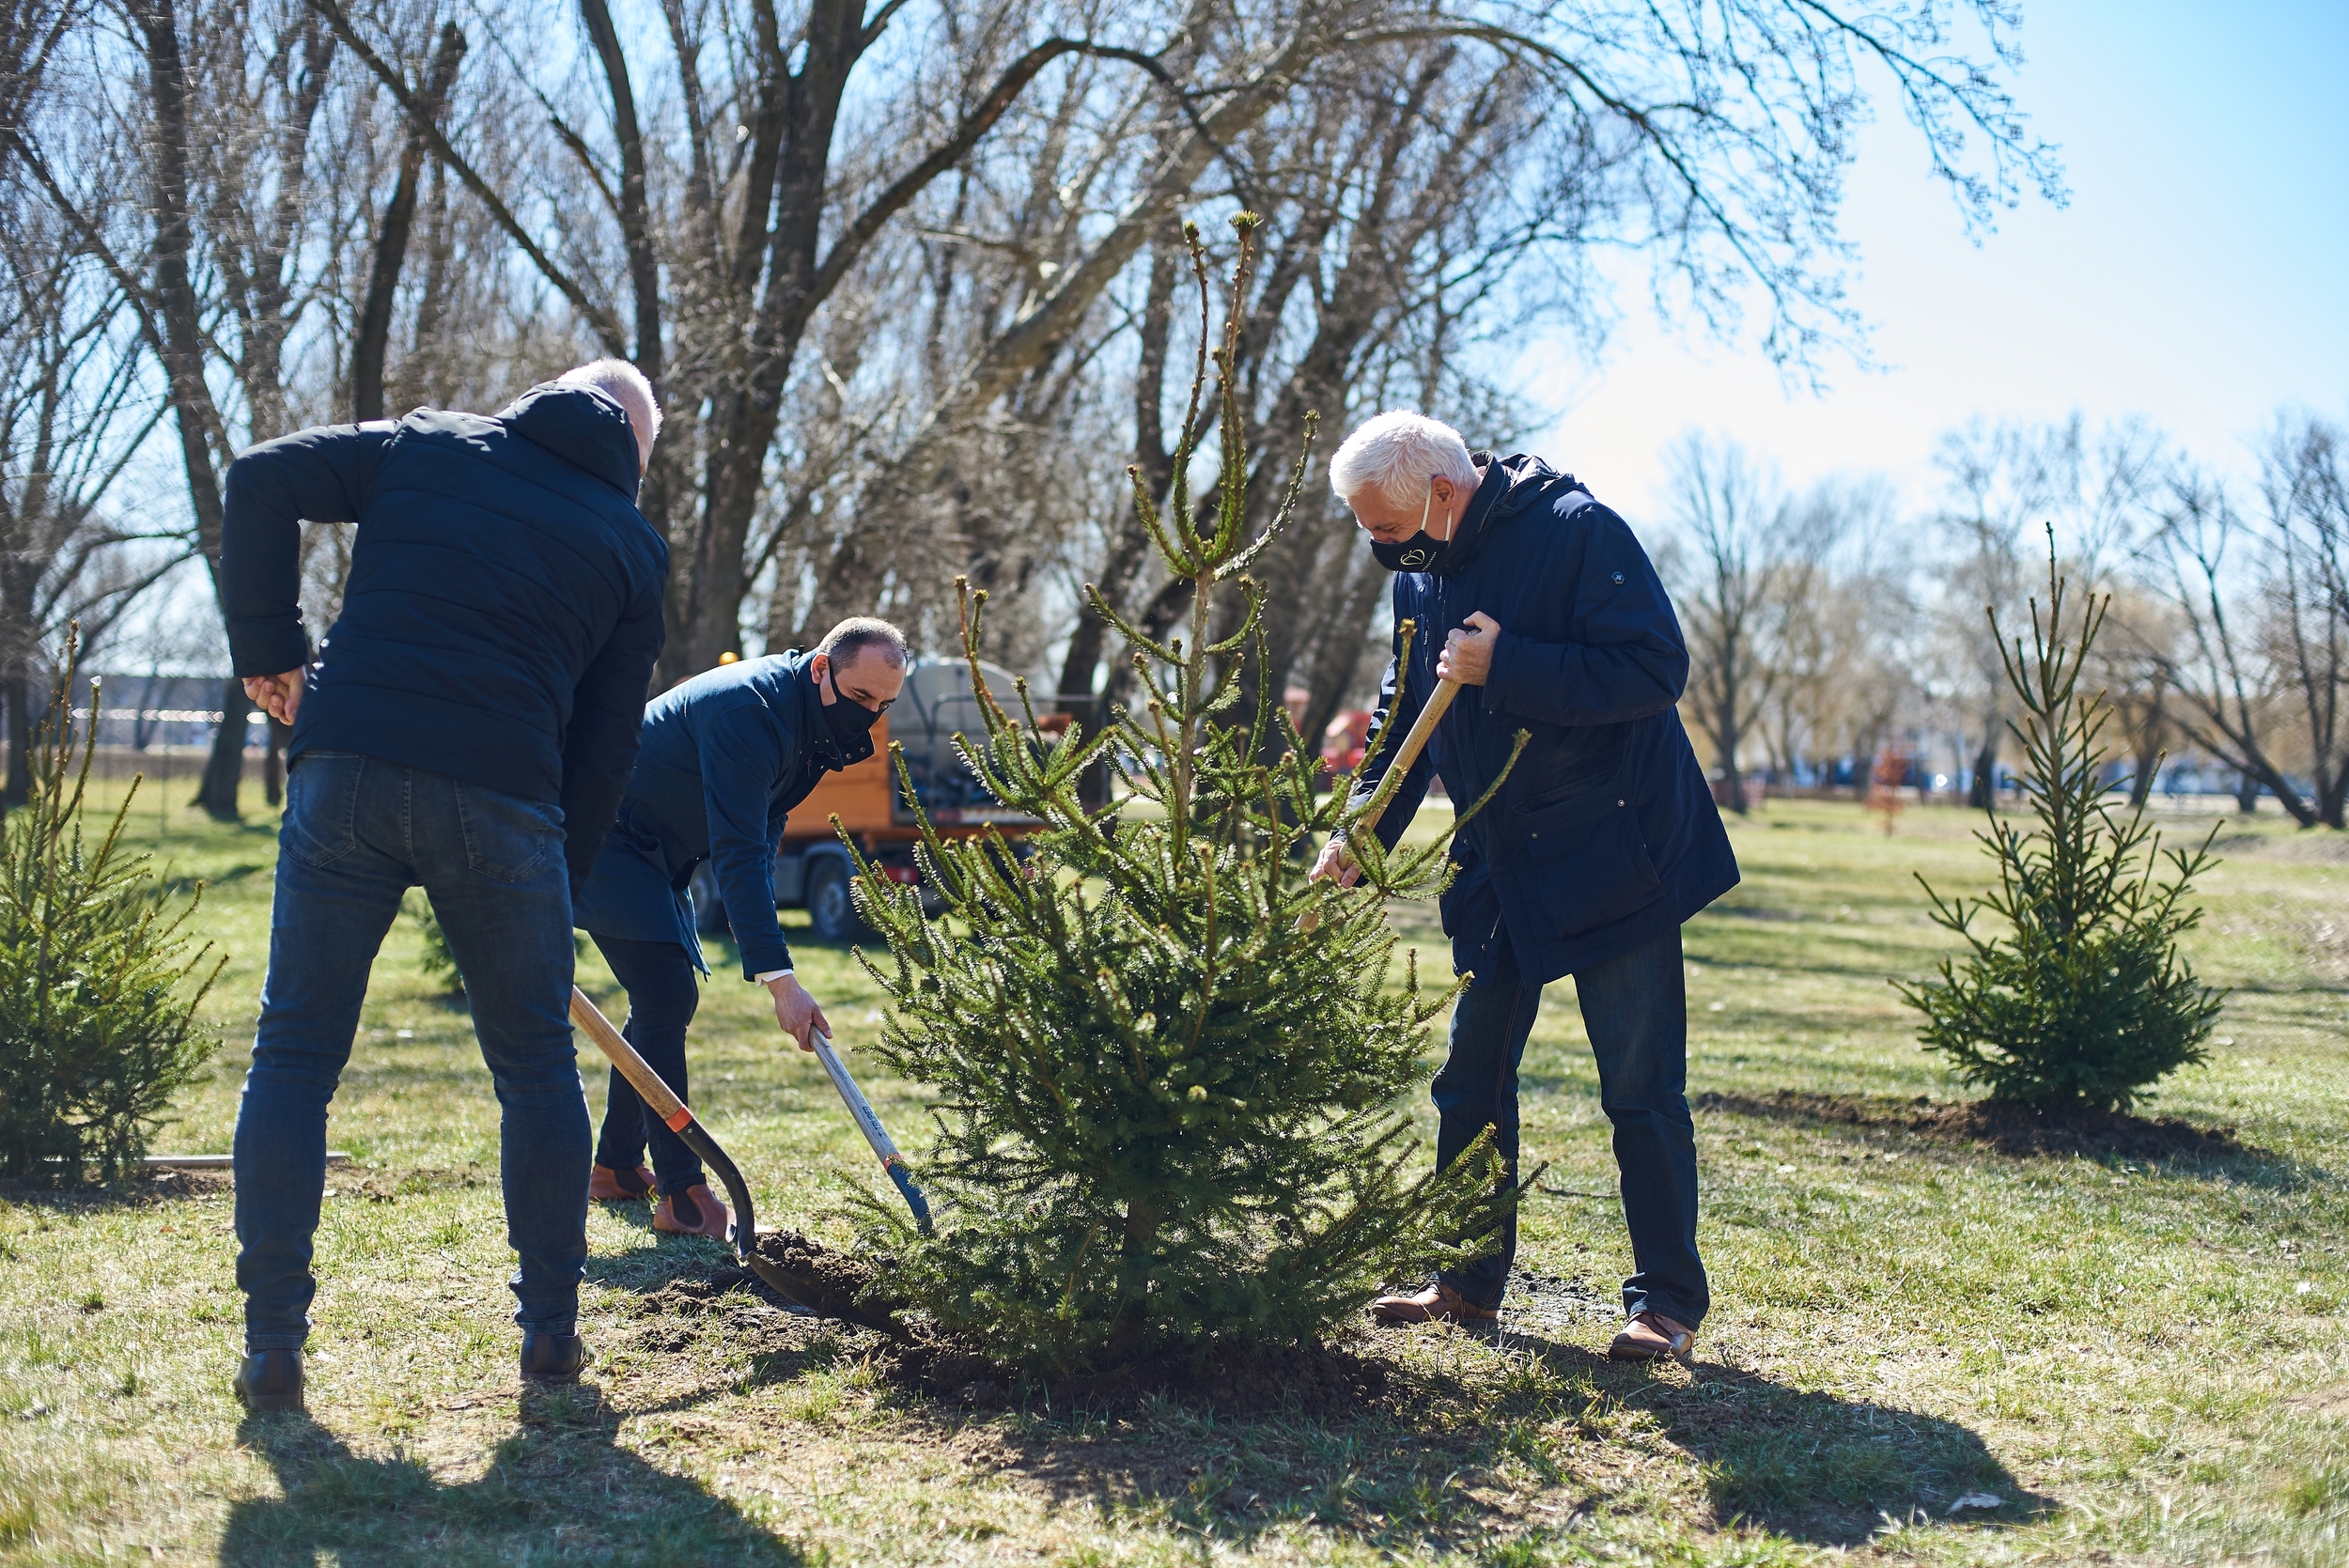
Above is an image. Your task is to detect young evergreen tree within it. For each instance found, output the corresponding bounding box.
[844,218,1525,1373]
[0,629,224,1184]
[1898,528,2224,1114]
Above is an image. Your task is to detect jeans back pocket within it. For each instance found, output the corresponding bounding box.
[282,752,366,869]
[453,780,564,884]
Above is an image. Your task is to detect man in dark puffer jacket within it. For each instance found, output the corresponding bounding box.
[1312,411,1737,1362]
[220,361,669,1412]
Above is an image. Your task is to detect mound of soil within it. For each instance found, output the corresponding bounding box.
[1696,1089,2254,1161]
[650,1230,1393,1417]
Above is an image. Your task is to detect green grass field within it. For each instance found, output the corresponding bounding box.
[1,772,2343,1566]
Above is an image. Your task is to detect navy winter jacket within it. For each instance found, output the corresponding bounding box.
[571,652,876,979]
[221,383,670,892]
[1354,452,1738,985]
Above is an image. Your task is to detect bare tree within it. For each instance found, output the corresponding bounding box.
[2146,424,2349,829]
[1668,434,1787,813]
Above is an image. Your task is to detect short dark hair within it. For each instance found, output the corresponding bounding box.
[816,616,909,670]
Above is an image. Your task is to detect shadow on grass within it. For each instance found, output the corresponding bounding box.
[219,1385,797,1566]
[879,1328,2040,1552]
[1697,1089,2311,1186]
[1542,1340,2052,1545]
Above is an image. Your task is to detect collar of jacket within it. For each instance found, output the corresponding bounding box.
[1427,451,1588,576]
[498,382,643,501]
[788,649,879,773]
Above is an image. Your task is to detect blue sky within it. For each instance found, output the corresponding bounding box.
[1527,0,2349,524]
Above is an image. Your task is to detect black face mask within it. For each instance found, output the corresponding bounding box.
[822,667,883,744]
[1369,487,1451,573]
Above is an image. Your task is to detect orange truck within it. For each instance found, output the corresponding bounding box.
[687,659,1041,942]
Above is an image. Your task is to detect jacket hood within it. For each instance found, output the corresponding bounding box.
[499,382,643,500]
[1429,452,1583,577]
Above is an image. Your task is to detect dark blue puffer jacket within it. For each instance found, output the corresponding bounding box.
[1355,452,1738,985]
[221,383,669,890]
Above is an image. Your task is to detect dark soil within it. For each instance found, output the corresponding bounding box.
[1695,1089,2258,1161]
[653,1229,1394,1417]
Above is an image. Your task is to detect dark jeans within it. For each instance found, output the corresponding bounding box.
[1434,925,1708,1326]
[234,753,588,1350]
[588,934,705,1194]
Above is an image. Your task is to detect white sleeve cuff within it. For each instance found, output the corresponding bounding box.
[753,969,794,985]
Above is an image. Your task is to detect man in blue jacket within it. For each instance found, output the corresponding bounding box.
[223,361,670,1410]
[573,618,908,1238]
[1312,411,1737,1360]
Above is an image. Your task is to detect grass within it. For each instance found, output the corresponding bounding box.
[1,768,2344,1565]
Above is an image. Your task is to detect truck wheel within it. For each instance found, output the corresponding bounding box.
[804,857,867,944]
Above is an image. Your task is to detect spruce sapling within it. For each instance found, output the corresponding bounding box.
[840,217,1528,1373]
[1898,527,2225,1114]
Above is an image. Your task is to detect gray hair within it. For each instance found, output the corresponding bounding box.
[557,358,661,467]
[1328,411,1478,505]
[816,615,909,670]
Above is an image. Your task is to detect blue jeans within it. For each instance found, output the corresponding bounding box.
[233,753,588,1350]
[589,934,706,1194]
[1434,926,1708,1326]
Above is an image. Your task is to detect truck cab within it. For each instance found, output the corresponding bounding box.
[688,658,1039,943]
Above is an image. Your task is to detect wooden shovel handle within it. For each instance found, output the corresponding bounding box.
[570,986,692,1132]
[1302,675,1463,932]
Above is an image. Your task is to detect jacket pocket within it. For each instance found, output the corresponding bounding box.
[1517,784,1663,938]
[454,780,565,884]
[281,752,366,869]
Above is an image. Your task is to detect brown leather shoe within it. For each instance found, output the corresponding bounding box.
[1609,1311,1695,1361]
[652,1184,732,1241]
[589,1162,656,1202]
[1370,1281,1499,1327]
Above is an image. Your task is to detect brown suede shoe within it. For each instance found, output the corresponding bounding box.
[1609,1311,1695,1362]
[652,1184,732,1241]
[589,1162,656,1203]
[1370,1281,1499,1327]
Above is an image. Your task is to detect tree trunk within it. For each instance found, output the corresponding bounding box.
[1968,735,1999,811]
[195,675,246,815]
[264,715,288,806]
[2,663,29,807]
[2236,768,2259,815]
[352,23,465,422]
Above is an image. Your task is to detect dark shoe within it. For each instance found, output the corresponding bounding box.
[652,1183,732,1241]
[234,1349,304,1413]
[1609,1311,1696,1362]
[589,1162,656,1202]
[520,1332,587,1385]
[1370,1281,1499,1327]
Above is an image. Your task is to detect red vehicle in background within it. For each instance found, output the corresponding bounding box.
[1320,709,1374,784]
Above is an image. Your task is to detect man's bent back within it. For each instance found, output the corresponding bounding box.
[221,363,667,1412]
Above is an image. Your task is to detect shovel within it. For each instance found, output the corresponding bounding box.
[568,985,818,1307]
[1301,669,1462,933]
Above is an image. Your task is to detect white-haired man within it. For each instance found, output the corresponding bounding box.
[1313,411,1738,1359]
[222,360,670,1409]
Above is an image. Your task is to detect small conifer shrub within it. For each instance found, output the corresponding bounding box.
[1898,529,2224,1114]
[843,218,1527,1372]
[0,630,224,1184]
